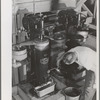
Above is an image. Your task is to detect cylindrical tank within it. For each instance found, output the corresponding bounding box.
[12,46,28,83]
[31,37,50,85]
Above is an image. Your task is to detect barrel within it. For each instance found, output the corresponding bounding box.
[63,87,81,100]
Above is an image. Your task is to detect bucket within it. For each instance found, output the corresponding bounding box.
[77,31,88,42]
[63,87,81,100]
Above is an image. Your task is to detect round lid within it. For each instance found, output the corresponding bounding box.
[34,37,49,47]
[12,46,26,51]
[12,46,27,56]
[53,32,65,40]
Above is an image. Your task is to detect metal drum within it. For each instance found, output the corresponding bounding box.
[31,37,50,85]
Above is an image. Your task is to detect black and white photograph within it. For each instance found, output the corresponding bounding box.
[1,0,99,100]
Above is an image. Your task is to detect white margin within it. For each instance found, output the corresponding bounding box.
[97,0,99,100]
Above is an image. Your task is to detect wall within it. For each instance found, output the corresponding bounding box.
[59,0,77,8]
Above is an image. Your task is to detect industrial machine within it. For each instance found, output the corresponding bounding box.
[12,9,88,97]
